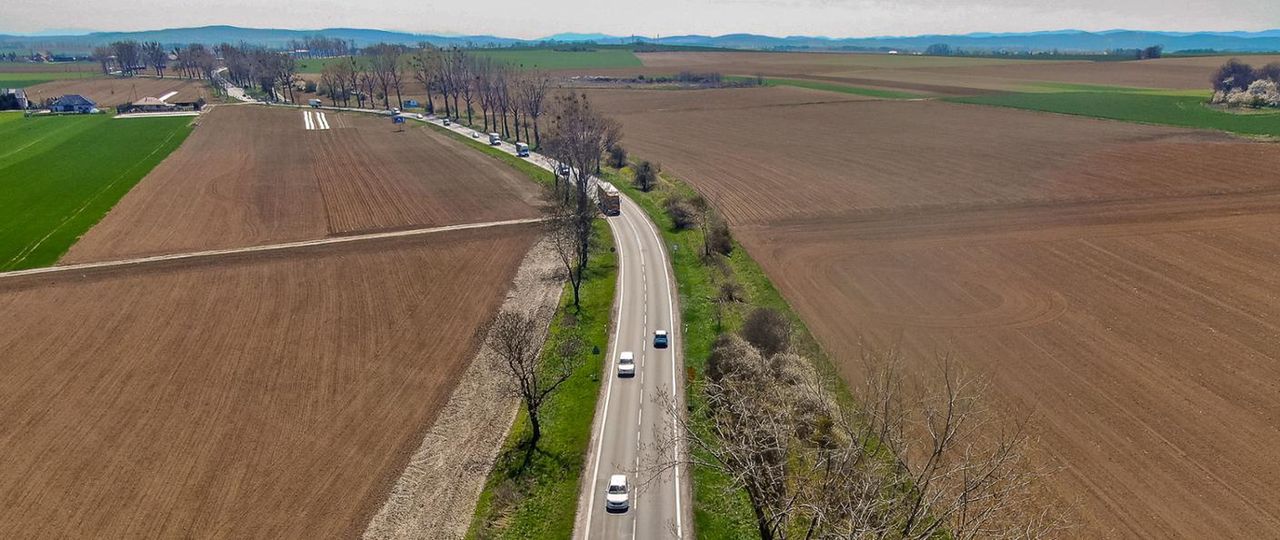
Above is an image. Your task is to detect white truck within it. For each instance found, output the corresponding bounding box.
[516,142,530,157]
[488,132,502,145]
[307,99,322,108]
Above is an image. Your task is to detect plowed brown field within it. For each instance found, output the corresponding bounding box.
[64,105,542,262]
[26,77,214,107]
[0,227,537,538]
[596,89,1280,537]
[628,51,1280,93]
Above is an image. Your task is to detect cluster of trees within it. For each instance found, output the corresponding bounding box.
[285,36,352,57]
[216,43,300,101]
[1211,59,1280,108]
[90,41,218,79]
[648,310,1057,539]
[1107,45,1163,59]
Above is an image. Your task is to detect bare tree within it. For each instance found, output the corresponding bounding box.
[547,196,596,312]
[479,309,583,464]
[91,46,113,75]
[142,41,166,77]
[410,44,438,115]
[520,71,551,148]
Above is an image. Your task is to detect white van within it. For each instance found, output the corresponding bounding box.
[606,474,630,512]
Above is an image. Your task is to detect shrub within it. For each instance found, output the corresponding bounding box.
[664,195,698,230]
[632,160,659,192]
[705,218,734,256]
[740,307,791,357]
[608,144,627,168]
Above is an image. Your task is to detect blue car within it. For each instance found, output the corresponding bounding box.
[653,330,669,349]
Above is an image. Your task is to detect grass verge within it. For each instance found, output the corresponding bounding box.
[950,87,1280,138]
[600,164,857,539]
[466,220,617,539]
[419,117,616,539]
[0,113,194,269]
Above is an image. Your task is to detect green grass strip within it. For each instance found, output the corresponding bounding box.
[761,77,920,99]
[950,89,1280,137]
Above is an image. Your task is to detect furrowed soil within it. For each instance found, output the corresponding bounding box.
[25,77,214,107]
[592,87,1280,537]
[628,51,1280,93]
[64,105,542,262]
[0,226,539,538]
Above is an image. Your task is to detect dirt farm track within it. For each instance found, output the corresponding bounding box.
[590,86,1280,537]
[0,105,546,537]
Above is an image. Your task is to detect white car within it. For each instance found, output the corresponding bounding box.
[471,130,480,138]
[442,118,451,126]
[617,351,635,378]
[605,474,630,512]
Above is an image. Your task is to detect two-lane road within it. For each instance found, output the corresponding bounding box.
[423,118,690,539]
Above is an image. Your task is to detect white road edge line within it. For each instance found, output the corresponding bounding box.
[634,198,684,538]
[582,214,625,540]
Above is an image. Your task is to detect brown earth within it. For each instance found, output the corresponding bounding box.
[0,225,539,538]
[64,105,543,262]
[26,76,214,107]
[592,88,1280,537]
[626,51,1280,93]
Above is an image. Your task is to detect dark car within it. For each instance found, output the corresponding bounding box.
[653,330,669,349]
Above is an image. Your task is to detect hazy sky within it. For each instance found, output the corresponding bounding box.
[5,0,1279,37]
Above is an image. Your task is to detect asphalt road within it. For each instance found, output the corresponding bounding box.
[421,118,690,539]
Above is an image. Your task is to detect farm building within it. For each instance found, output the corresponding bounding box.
[50,94,97,114]
[1,88,27,110]
[128,97,177,112]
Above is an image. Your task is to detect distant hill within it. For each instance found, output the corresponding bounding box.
[0,25,521,53]
[3,25,1279,54]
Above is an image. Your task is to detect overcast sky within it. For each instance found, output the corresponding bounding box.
[5,0,1279,37]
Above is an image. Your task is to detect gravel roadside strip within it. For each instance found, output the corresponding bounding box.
[362,235,562,540]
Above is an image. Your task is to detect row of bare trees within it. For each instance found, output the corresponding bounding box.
[285,36,352,57]
[91,41,219,80]
[317,45,554,145]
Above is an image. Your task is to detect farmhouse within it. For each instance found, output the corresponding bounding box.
[1,88,27,110]
[50,94,97,114]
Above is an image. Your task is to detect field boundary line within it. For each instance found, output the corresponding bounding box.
[1,217,545,280]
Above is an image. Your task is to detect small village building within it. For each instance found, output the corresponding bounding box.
[1,88,27,110]
[50,94,97,113]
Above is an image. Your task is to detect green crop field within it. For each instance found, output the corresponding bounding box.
[762,77,922,99]
[951,85,1280,137]
[0,112,194,270]
[0,70,99,89]
[476,48,642,70]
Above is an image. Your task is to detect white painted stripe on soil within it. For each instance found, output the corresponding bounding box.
[158,91,178,102]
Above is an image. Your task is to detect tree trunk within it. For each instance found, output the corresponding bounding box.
[532,116,541,148]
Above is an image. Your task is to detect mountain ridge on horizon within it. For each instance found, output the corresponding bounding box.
[4,24,1280,53]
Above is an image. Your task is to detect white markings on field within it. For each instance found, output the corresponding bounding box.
[158,91,178,102]
[303,110,331,130]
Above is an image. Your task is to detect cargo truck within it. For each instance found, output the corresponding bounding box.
[516,142,530,157]
[308,99,322,108]
[597,184,620,216]
[488,132,502,145]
